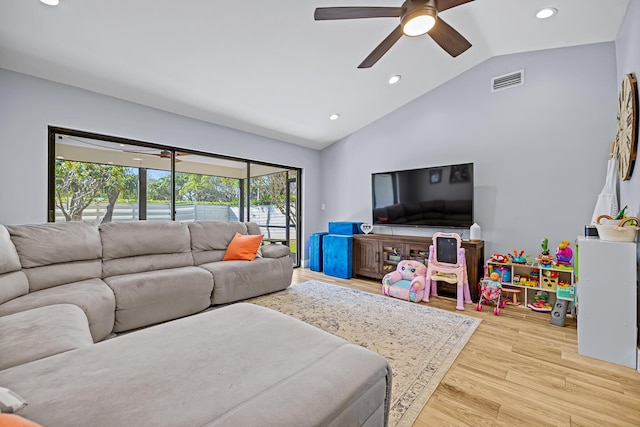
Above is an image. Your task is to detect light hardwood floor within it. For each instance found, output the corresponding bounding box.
[292,269,640,427]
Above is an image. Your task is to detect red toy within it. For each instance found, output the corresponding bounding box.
[491,253,509,263]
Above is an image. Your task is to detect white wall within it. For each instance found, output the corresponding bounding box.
[616,0,640,213]
[0,36,629,263]
[0,68,324,262]
[320,42,618,258]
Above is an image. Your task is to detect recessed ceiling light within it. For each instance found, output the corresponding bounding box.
[40,0,60,6]
[388,75,402,85]
[536,7,557,19]
[132,157,143,161]
[329,114,340,121]
[55,155,64,159]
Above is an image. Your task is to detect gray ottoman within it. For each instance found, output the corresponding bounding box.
[0,303,391,426]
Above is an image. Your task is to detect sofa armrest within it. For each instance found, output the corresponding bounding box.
[260,244,290,259]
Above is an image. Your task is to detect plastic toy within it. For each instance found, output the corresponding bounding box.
[615,205,628,220]
[556,240,573,266]
[476,271,505,315]
[538,238,554,268]
[530,270,540,282]
[491,266,511,283]
[491,253,509,263]
[382,259,427,302]
[511,250,530,264]
[527,290,552,312]
[551,298,570,327]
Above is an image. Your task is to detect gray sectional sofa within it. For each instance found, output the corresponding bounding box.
[0,220,293,341]
[0,220,392,426]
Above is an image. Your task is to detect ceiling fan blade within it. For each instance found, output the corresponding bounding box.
[428,17,471,57]
[437,0,474,12]
[314,7,403,21]
[358,25,404,69]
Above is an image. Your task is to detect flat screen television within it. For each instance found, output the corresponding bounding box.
[371,162,474,228]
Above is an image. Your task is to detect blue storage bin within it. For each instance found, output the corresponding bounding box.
[323,235,353,279]
[309,232,328,272]
[328,222,364,236]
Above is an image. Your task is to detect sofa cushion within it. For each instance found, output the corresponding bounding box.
[100,221,193,277]
[0,279,116,342]
[0,226,28,306]
[104,266,213,333]
[222,232,263,261]
[200,257,293,305]
[0,304,93,371]
[7,222,102,292]
[7,222,101,269]
[0,304,391,427]
[22,260,103,293]
[0,272,28,307]
[244,221,262,236]
[260,244,290,259]
[188,221,249,265]
[0,226,21,276]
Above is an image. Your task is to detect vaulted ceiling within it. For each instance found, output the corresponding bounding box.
[0,0,630,150]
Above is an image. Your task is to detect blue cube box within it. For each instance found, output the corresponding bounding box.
[328,222,364,236]
[323,235,353,279]
[309,232,328,272]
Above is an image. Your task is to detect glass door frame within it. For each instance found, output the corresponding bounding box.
[48,126,302,267]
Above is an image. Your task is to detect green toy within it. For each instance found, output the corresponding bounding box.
[539,238,553,267]
[614,205,628,220]
[540,238,549,255]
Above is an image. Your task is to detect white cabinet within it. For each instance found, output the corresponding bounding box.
[576,237,638,369]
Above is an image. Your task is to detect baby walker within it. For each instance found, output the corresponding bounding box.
[476,267,506,315]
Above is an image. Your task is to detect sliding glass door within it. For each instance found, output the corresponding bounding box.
[248,163,300,266]
[49,127,302,266]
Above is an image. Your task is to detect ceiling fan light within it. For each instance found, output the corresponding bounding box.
[402,6,437,37]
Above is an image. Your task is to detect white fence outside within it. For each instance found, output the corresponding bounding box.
[55,202,291,240]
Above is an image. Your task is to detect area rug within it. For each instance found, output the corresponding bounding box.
[246,280,481,427]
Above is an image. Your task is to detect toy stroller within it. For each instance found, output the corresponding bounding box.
[476,267,506,315]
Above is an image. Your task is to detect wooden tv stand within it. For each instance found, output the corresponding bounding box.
[352,234,485,302]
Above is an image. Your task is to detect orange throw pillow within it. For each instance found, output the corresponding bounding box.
[222,232,263,261]
[0,414,42,427]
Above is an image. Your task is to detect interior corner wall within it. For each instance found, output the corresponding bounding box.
[0,68,323,263]
[616,0,640,213]
[320,42,618,257]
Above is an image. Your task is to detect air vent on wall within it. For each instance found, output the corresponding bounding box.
[491,69,524,92]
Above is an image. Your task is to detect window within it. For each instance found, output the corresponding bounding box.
[48,127,301,266]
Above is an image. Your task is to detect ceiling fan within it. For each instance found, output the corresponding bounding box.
[314,0,473,68]
[124,149,191,162]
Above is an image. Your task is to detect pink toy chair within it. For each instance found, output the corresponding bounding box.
[382,259,427,302]
[423,232,472,310]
